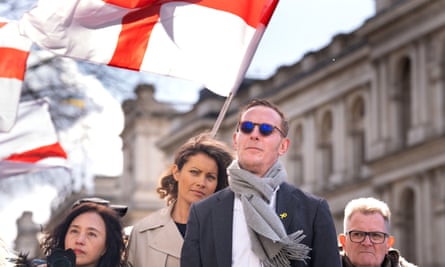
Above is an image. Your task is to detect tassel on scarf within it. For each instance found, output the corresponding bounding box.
[262,230,310,267]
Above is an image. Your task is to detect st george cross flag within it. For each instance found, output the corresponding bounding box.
[0,99,69,179]
[19,0,279,96]
[0,20,32,132]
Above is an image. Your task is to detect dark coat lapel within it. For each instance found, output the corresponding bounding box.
[212,189,234,267]
[275,183,297,232]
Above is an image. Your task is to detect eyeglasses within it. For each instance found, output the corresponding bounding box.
[239,121,285,137]
[346,230,388,244]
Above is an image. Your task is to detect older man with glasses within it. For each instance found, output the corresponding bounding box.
[338,197,417,267]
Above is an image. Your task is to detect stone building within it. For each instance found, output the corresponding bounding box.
[119,0,445,266]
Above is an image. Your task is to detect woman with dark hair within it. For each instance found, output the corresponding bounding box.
[127,132,234,267]
[36,199,127,267]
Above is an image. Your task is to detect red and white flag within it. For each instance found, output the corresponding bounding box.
[0,99,69,178]
[0,20,32,132]
[19,0,279,96]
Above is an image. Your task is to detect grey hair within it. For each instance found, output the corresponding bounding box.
[343,197,391,233]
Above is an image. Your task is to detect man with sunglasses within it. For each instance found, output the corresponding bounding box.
[339,197,417,267]
[181,99,341,267]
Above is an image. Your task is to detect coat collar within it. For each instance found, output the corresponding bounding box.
[137,205,174,232]
[137,205,183,257]
[275,182,297,230]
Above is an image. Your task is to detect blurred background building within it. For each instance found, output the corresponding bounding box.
[5,0,445,266]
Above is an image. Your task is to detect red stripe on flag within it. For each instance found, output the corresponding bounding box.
[0,47,29,80]
[103,0,157,9]
[5,143,68,163]
[104,0,273,27]
[259,0,279,26]
[0,22,6,28]
[108,0,272,70]
[108,4,161,70]
[197,0,272,28]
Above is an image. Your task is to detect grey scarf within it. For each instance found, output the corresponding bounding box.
[228,160,311,267]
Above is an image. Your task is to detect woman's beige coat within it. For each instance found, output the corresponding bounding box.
[127,205,183,267]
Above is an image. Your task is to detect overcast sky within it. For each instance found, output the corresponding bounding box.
[248,0,375,77]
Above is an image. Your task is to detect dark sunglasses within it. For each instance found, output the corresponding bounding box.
[239,121,285,137]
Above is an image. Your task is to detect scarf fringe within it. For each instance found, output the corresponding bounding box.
[263,230,311,267]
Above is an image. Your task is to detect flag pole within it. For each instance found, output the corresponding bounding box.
[210,91,235,138]
[210,0,280,137]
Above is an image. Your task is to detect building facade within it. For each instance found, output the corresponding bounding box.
[120,1,445,266]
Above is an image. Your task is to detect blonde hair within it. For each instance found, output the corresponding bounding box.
[343,197,391,233]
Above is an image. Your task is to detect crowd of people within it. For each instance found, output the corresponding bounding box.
[2,99,417,267]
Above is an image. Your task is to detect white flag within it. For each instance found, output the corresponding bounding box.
[0,99,69,178]
[19,0,279,96]
[0,21,32,132]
